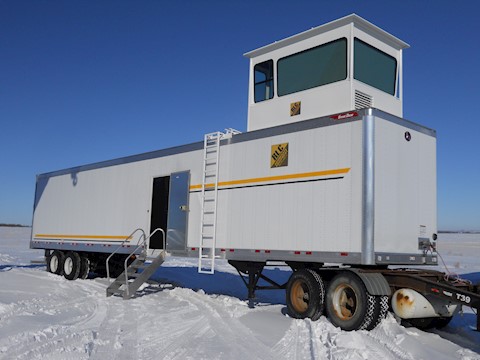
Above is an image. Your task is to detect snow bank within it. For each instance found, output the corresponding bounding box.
[0,228,479,359]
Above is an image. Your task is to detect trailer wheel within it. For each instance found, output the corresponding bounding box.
[286,269,325,320]
[47,250,65,275]
[79,255,90,279]
[63,252,81,280]
[326,272,378,331]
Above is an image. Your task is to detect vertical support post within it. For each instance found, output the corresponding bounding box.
[229,261,265,309]
[362,109,375,265]
[248,272,256,308]
[477,310,480,332]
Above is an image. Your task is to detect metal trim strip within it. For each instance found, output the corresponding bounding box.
[362,109,375,265]
[371,108,436,138]
[30,241,141,255]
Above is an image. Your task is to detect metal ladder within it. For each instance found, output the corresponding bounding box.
[198,129,241,274]
[106,228,166,299]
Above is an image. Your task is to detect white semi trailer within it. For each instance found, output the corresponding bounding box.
[31,14,480,331]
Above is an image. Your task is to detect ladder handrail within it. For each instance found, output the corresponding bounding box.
[106,228,146,280]
[123,227,166,297]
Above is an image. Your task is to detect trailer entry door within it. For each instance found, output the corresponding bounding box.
[149,176,170,249]
[166,171,190,253]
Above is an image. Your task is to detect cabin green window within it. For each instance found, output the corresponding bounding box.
[254,60,274,102]
[277,38,347,96]
[354,38,397,95]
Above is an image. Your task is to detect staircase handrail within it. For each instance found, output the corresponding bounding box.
[106,228,146,280]
[123,227,166,297]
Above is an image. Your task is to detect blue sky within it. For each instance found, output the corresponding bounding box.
[1,1,479,230]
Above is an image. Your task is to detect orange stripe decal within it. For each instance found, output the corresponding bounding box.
[34,234,132,241]
[189,167,350,190]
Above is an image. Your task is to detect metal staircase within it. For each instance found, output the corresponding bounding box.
[198,129,241,274]
[106,228,166,299]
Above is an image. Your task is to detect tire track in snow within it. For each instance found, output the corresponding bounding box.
[166,288,277,360]
[364,317,417,360]
[271,319,304,359]
[271,318,333,359]
[132,287,213,359]
[88,298,140,360]
[0,270,106,360]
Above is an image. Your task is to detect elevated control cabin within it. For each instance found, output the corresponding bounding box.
[245,14,409,131]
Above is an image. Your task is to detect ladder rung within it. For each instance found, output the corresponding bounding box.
[199,255,221,259]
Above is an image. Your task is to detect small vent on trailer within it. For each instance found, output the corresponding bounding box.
[355,91,373,110]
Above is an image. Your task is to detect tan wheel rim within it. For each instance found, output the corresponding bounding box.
[332,284,357,320]
[291,279,309,312]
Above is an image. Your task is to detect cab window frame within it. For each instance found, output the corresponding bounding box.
[353,38,398,96]
[277,37,348,97]
[254,60,274,103]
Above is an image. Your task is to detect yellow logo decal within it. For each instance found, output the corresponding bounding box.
[290,101,301,116]
[271,143,289,168]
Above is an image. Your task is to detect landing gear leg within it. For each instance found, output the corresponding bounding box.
[477,310,480,332]
[247,270,259,308]
[229,261,286,308]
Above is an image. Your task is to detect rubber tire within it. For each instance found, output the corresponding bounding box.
[368,295,390,330]
[309,270,326,321]
[79,256,90,279]
[63,252,81,280]
[325,272,378,331]
[47,250,65,275]
[286,269,325,320]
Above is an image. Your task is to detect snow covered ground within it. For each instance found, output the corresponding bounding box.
[1,227,479,359]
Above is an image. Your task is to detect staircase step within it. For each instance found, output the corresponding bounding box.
[131,263,148,270]
[106,250,166,299]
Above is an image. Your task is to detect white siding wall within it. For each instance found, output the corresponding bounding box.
[374,118,437,253]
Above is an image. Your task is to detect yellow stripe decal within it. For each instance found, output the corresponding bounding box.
[35,234,132,241]
[189,167,350,190]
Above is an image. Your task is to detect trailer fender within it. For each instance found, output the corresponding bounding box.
[391,288,458,319]
[349,270,391,296]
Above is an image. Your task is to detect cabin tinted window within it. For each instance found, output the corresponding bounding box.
[354,38,397,95]
[254,60,274,102]
[277,38,347,96]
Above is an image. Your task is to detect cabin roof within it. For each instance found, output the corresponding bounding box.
[243,14,409,59]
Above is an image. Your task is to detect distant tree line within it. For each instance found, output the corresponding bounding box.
[0,223,29,228]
